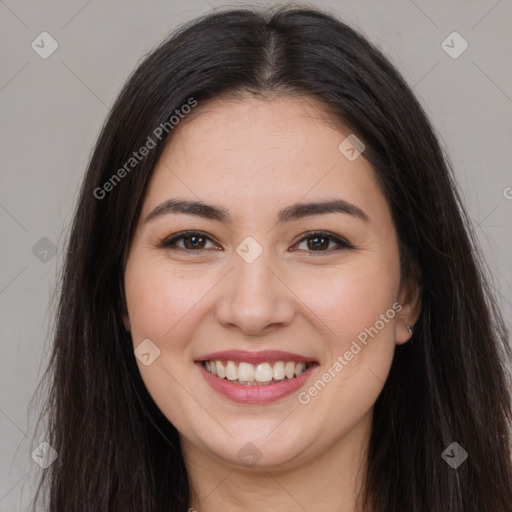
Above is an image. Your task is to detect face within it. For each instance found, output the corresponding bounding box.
[123,95,418,471]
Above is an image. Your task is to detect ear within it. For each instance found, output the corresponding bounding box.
[395,274,421,345]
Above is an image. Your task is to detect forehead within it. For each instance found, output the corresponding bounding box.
[141,95,389,229]
[165,94,348,162]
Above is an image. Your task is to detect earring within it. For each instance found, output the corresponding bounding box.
[406,324,414,335]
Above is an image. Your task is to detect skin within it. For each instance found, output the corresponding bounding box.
[123,95,421,512]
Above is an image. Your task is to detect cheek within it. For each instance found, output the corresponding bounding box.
[124,257,209,433]
[294,259,400,420]
[125,258,208,345]
[297,258,400,350]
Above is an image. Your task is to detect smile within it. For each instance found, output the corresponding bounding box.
[195,350,319,404]
[202,360,312,385]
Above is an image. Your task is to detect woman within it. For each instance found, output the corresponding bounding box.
[31,5,512,511]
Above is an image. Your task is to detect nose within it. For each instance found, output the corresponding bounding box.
[214,248,295,336]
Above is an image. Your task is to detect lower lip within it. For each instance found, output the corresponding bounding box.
[196,362,317,404]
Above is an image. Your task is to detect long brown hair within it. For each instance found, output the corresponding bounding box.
[31,5,512,511]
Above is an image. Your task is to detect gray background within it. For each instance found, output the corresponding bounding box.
[1,0,511,510]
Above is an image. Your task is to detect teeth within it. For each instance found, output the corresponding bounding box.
[216,361,226,379]
[255,363,273,382]
[203,360,311,384]
[285,362,295,379]
[225,361,237,381]
[294,362,306,377]
[273,361,285,380]
[238,362,254,381]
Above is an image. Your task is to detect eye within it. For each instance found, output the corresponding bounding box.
[159,230,354,254]
[292,231,354,254]
[159,231,220,252]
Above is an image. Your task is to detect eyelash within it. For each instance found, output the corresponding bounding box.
[159,230,354,255]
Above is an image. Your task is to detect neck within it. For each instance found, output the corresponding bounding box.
[182,410,373,512]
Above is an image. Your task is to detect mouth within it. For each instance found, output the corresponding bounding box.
[200,360,315,386]
[195,350,319,404]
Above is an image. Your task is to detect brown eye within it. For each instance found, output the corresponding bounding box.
[160,231,218,251]
[160,230,354,254]
[305,235,330,251]
[293,231,354,253]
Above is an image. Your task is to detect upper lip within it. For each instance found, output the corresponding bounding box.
[195,350,317,365]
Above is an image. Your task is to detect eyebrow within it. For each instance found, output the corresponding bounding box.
[144,197,370,225]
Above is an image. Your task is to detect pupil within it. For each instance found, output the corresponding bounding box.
[309,236,328,250]
[186,236,204,249]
